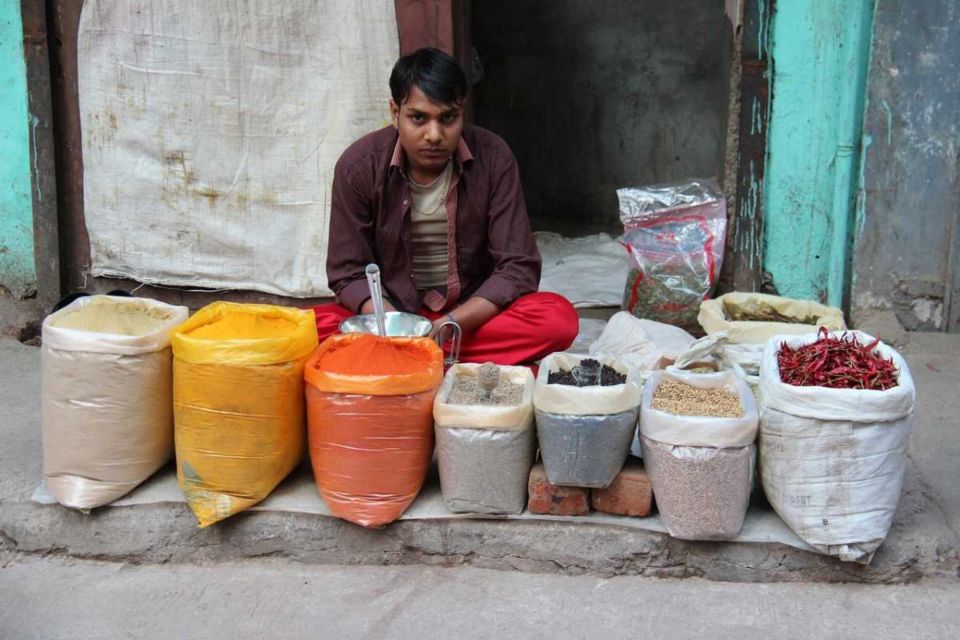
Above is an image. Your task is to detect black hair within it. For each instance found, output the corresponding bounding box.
[389,48,468,107]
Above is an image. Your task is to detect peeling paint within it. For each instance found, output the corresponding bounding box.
[856,133,873,239]
[757,0,768,59]
[750,96,763,135]
[880,100,893,145]
[855,291,892,311]
[911,298,943,327]
[30,115,40,202]
[917,51,939,69]
[738,160,761,271]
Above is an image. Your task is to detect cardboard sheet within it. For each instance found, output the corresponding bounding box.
[32,465,813,551]
[79,0,399,297]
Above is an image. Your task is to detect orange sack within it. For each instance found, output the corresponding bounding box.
[305,334,444,528]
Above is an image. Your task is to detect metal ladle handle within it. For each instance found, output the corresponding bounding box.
[435,320,462,366]
[365,263,387,337]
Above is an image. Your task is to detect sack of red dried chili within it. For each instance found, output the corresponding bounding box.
[775,328,898,390]
[758,331,916,563]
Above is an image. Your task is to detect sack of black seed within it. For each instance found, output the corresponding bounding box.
[640,370,758,541]
[617,179,727,334]
[533,354,642,488]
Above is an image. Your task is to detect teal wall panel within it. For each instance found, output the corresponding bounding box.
[763,0,875,307]
[0,0,35,296]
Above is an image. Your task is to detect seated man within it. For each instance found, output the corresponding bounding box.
[313,47,578,365]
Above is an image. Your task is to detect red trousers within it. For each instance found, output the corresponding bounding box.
[311,292,579,366]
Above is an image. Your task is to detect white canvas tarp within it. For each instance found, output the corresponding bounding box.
[79,0,399,297]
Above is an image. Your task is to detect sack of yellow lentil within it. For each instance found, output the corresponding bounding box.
[172,302,317,527]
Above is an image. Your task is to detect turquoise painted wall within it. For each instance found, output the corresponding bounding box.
[763,0,875,307]
[0,0,35,296]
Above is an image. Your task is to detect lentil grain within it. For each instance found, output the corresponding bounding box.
[651,379,743,418]
[642,434,753,540]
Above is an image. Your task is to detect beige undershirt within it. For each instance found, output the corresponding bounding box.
[409,162,453,290]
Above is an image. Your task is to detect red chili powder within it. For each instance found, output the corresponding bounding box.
[316,334,434,376]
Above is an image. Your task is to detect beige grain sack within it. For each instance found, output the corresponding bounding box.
[41,296,188,509]
[698,292,845,344]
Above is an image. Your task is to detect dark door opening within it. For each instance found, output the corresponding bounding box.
[471,2,730,236]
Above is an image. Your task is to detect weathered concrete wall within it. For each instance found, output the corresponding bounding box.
[762,0,874,307]
[0,0,36,298]
[851,0,960,332]
[471,1,728,234]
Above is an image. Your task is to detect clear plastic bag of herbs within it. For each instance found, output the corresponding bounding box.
[618,180,727,333]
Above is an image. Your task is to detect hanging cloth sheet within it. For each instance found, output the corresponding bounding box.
[78,0,399,297]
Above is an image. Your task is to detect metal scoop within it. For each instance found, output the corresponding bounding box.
[365,263,387,337]
[477,361,500,402]
[344,262,461,367]
[572,359,601,387]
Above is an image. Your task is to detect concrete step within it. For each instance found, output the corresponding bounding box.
[2,338,958,584]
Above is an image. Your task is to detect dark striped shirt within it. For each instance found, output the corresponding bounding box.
[326,125,541,313]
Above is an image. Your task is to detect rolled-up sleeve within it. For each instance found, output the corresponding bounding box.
[325,159,376,313]
[471,151,542,308]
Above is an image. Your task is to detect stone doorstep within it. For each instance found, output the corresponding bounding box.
[2,337,959,584]
[4,461,958,585]
[0,498,948,585]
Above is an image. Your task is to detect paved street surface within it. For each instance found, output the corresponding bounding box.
[1,554,958,640]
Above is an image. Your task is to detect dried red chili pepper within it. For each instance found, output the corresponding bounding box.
[777,328,899,391]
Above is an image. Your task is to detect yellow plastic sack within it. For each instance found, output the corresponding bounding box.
[698,292,846,344]
[172,302,317,527]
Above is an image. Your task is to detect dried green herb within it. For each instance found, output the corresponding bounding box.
[622,265,705,333]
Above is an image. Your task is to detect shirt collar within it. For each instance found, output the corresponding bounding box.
[390,133,474,175]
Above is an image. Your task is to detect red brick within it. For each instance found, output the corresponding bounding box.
[591,459,652,517]
[527,463,590,516]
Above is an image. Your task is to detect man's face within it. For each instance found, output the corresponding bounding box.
[390,86,464,180]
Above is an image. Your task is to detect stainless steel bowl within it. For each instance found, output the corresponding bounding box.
[338,311,433,337]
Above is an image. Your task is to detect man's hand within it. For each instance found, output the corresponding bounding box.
[360,298,396,314]
[431,297,500,342]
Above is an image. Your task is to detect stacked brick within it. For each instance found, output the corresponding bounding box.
[527,459,653,517]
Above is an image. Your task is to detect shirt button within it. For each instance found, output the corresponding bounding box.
[403,199,409,206]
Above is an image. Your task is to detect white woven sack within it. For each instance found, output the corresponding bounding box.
[588,311,695,376]
[534,353,642,416]
[434,364,535,431]
[759,331,916,563]
[41,296,189,509]
[640,370,758,448]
